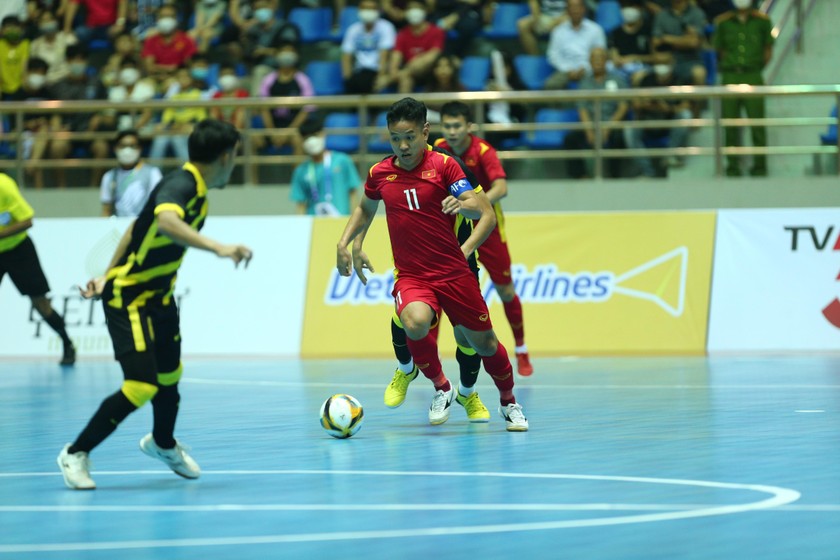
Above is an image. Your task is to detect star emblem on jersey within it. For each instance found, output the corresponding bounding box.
[421,169,436,179]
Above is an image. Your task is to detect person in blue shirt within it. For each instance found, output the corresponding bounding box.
[290,118,360,216]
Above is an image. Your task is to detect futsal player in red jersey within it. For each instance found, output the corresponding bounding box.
[336,97,528,431]
[435,101,533,377]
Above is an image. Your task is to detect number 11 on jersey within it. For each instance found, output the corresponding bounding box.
[404,188,420,211]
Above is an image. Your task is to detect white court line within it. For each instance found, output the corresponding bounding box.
[795,410,825,413]
[0,470,801,554]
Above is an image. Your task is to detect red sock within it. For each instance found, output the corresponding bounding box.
[406,333,448,390]
[503,296,525,347]
[481,341,515,403]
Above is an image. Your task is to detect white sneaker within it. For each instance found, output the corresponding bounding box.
[139,433,200,479]
[499,403,529,432]
[429,387,454,425]
[57,444,96,490]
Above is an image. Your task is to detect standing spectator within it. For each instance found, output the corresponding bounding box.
[545,0,606,90]
[517,0,567,56]
[608,0,658,85]
[242,0,301,95]
[563,47,629,178]
[29,10,77,86]
[189,0,227,53]
[141,4,198,81]
[713,0,773,177]
[210,65,249,130]
[290,119,360,216]
[63,0,127,44]
[341,0,397,94]
[0,16,30,98]
[150,66,210,162]
[386,0,445,93]
[651,0,707,87]
[100,129,163,217]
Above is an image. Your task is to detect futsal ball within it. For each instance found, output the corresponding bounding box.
[320,394,364,439]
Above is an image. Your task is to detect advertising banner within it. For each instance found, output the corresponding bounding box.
[0,216,311,358]
[708,208,840,352]
[302,212,716,357]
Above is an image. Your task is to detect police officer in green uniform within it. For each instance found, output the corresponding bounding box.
[713,0,774,177]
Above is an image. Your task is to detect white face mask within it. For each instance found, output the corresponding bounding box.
[119,67,140,85]
[157,17,177,34]
[26,74,46,89]
[653,64,672,78]
[732,0,752,9]
[218,74,239,91]
[276,52,298,68]
[116,146,141,166]
[405,8,426,25]
[358,9,379,24]
[621,7,642,24]
[303,135,326,156]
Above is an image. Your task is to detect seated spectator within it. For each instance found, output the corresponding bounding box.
[562,47,628,179]
[62,0,127,44]
[100,57,156,134]
[210,64,249,130]
[257,42,316,155]
[484,49,529,147]
[242,0,301,95]
[423,54,464,123]
[0,16,30,98]
[100,31,138,87]
[29,10,77,85]
[149,66,210,162]
[128,0,165,39]
[625,60,692,176]
[100,129,163,217]
[433,0,490,58]
[381,0,412,28]
[386,0,445,93]
[290,119,360,216]
[341,0,397,94]
[545,0,606,90]
[517,0,568,56]
[608,0,659,85]
[141,4,198,81]
[221,0,281,64]
[651,0,707,87]
[189,0,227,53]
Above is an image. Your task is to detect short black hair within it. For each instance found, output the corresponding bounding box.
[188,119,241,164]
[440,101,472,122]
[299,116,324,138]
[120,56,139,68]
[386,97,427,127]
[114,129,140,145]
[27,57,49,73]
[1,16,21,28]
[66,44,88,60]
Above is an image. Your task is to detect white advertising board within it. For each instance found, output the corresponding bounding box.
[708,208,840,352]
[0,216,311,358]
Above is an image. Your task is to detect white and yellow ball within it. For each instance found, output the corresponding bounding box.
[319,394,364,439]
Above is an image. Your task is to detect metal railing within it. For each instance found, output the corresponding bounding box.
[0,84,838,187]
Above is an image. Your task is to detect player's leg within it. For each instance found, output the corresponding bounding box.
[384,312,419,408]
[452,328,489,423]
[141,300,199,479]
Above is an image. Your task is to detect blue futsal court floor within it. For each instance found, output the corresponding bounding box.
[1,355,839,559]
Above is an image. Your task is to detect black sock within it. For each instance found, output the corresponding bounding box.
[70,390,137,454]
[457,347,481,390]
[43,311,72,346]
[152,384,180,449]
[391,316,412,365]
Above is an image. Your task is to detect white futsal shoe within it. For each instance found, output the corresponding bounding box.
[139,433,201,479]
[57,444,96,490]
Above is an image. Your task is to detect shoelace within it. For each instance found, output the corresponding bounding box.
[506,404,525,422]
[431,390,450,413]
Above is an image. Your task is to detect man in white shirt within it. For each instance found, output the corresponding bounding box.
[341,0,396,94]
[544,0,606,89]
[100,129,162,217]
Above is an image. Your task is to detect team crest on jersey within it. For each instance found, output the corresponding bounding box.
[386,174,398,181]
[466,158,477,166]
[421,169,436,179]
[479,313,489,322]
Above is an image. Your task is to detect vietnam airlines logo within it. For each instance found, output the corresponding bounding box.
[784,225,840,328]
[386,174,398,181]
[421,169,436,179]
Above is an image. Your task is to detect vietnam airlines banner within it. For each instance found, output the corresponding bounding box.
[302,212,716,357]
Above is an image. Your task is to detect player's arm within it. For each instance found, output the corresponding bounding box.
[337,194,379,279]
[486,178,507,205]
[456,188,496,258]
[157,210,252,267]
[80,219,135,299]
[0,217,32,239]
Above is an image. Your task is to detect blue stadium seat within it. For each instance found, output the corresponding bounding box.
[288,8,334,43]
[525,108,579,149]
[821,106,838,145]
[325,112,360,153]
[305,61,345,95]
[332,6,358,41]
[595,0,622,35]
[513,55,553,90]
[460,56,490,92]
[367,111,391,153]
[483,3,529,40]
[702,48,717,85]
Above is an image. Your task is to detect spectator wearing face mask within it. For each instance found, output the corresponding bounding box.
[141,4,197,80]
[102,57,156,134]
[384,0,445,93]
[189,0,227,53]
[29,10,78,85]
[149,65,210,163]
[290,118,359,216]
[0,16,30,98]
[341,0,397,94]
[100,129,163,217]
[243,0,301,95]
[62,0,128,45]
[221,0,280,61]
[608,0,659,85]
[210,65,249,130]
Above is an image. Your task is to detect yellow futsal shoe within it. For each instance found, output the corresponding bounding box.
[455,388,490,423]
[384,365,419,408]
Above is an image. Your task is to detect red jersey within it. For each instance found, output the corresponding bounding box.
[141,32,198,67]
[365,149,472,282]
[394,24,445,63]
[434,135,506,195]
[72,0,119,27]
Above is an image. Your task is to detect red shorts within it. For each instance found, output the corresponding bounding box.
[393,272,493,332]
[477,225,513,285]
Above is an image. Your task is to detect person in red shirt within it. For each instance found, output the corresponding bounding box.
[336,97,529,432]
[210,64,249,130]
[434,101,534,377]
[386,0,445,93]
[63,0,127,45]
[141,5,198,80]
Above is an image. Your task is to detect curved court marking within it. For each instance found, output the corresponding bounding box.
[0,470,800,553]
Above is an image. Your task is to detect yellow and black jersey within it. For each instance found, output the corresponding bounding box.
[104,163,208,309]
